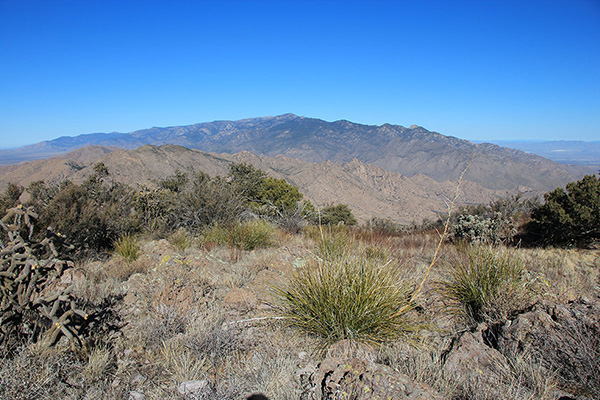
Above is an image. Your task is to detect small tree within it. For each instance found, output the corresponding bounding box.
[320,204,357,226]
[527,174,600,247]
[228,162,268,201]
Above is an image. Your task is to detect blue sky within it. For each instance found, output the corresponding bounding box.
[0,0,598,148]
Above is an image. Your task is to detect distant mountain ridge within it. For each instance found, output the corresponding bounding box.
[0,144,519,224]
[0,114,591,191]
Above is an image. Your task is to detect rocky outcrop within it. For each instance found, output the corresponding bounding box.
[439,297,600,400]
[299,357,443,400]
[497,298,600,399]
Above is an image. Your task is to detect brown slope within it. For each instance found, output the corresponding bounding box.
[1,144,515,224]
[0,145,118,190]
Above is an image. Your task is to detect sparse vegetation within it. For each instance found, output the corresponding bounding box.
[168,227,194,252]
[438,244,536,325]
[0,168,598,400]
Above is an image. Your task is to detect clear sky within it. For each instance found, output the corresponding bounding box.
[1,0,599,148]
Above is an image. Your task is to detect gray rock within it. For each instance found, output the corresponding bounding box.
[178,379,208,394]
[128,391,145,400]
[130,373,146,385]
[442,323,508,383]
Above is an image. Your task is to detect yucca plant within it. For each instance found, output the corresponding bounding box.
[274,255,419,348]
[438,244,534,325]
[113,233,140,262]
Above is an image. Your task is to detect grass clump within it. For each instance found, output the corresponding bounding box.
[113,233,140,262]
[169,227,194,252]
[438,244,535,325]
[201,220,275,252]
[233,219,275,251]
[274,255,418,348]
[312,227,355,261]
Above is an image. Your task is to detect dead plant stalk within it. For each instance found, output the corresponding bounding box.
[407,153,474,305]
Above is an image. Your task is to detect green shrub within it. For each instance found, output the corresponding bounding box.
[527,174,600,247]
[438,245,535,325]
[274,255,418,348]
[200,223,229,248]
[319,203,357,226]
[113,234,140,262]
[228,162,268,201]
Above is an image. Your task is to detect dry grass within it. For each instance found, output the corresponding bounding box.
[113,233,141,262]
[274,252,421,349]
[437,244,537,325]
[2,225,598,400]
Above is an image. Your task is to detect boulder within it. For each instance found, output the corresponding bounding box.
[442,323,508,389]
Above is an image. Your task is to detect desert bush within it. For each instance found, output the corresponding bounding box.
[319,203,357,226]
[234,219,275,251]
[113,233,140,262]
[451,213,515,245]
[526,174,600,247]
[132,186,177,234]
[201,220,274,253]
[161,340,206,383]
[200,223,229,249]
[450,195,535,245]
[363,217,403,236]
[274,255,418,348]
[157,169,189,193]
[169,172,245,233]
[0,182,24,216]
[438,245,536,325]
[228,162,269,201]
[31,171,138,255]
[139,304,187,349]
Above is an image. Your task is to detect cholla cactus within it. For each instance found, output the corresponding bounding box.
[0,205,89,350]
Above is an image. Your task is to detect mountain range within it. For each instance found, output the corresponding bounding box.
[0,114,595,223]
[0,114,591,192]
